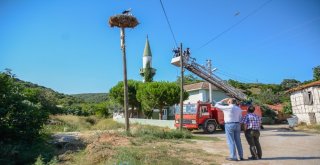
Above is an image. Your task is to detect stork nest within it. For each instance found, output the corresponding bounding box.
[109,14,139,28]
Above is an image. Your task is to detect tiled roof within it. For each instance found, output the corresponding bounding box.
[184,82,219,91]
[287,80,320,93]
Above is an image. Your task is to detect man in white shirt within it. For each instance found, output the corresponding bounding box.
[215,98,243,161]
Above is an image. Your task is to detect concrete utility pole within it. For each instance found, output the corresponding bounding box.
[207,59,213,103]
[109,12,139,133]
[179,43,184,131]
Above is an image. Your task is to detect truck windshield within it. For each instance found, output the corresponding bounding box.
[175,104,197,114]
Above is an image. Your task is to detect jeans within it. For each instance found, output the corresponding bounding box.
[225,123,243,160]
[245,129,262,159]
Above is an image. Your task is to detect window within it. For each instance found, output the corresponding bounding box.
[303,91,313,105]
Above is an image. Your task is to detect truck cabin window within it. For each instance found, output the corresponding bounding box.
[175,104,197,114]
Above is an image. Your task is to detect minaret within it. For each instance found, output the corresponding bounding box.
[140,36,156,82]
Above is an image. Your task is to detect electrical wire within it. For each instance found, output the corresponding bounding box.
[159,0,178,47]
[196,0,273,51]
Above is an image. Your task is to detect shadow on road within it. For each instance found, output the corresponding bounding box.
[275,133,310,136]
[261,156,320,160]
[192,130,225,135]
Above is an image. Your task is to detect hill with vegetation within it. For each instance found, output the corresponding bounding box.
[72,93,108,103]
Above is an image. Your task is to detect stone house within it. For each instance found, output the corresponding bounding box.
[287,80,320,124]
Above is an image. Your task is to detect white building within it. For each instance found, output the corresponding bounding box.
[288,80,320,124]
[183,82,229,104]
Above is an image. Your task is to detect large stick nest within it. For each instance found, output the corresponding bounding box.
[109,14,139,28]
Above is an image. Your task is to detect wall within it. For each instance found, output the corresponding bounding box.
[290,86,320,124]
[184,90,203,104]
[114,118,175,129]
[184,89,228,104]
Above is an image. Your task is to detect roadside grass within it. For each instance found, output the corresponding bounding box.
[42,115,124,133]
[58,136,219,165]
[296,123,320,133]
[191,135,221,141]
[0,135,56,165]
[6,115,222,164]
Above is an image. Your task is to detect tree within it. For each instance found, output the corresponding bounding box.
[137,81,189,120]
[176,74,202,85]
[256,89,280,105]
[0,71,49,140]
[109,80,142,117]
[280,79,301,91]
[143,62,155,82]
[313,65,320,81]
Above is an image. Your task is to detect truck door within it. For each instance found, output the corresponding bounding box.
[200,105,209,117]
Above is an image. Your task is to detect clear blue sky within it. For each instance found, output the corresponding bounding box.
[1,0,319,94]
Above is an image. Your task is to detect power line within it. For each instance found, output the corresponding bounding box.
[159,0,178,47]
[196,0,273,51]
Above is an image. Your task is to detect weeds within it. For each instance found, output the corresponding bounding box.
[43,115,124,134]
[296,123,320,133]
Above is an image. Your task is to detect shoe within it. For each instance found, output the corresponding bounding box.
[248,156,258,160]
[225,158,238,161]
[240,158,244,161]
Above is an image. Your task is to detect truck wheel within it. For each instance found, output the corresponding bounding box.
[205,122,216,134]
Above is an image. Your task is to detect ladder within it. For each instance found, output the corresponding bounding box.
[171,56,247,101]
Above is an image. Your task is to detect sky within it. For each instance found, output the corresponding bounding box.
[1,0,319,94]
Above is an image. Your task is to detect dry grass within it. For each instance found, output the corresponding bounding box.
[43,115,124,133]
[295,123,320,133]
[57,132,219,165]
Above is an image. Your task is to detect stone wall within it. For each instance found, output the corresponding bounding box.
[290,86,320,124]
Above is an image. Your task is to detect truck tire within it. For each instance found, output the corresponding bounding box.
[205,122,216,134]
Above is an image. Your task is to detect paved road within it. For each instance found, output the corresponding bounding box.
[194,124,320,165]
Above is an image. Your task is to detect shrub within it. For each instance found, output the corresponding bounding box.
[0,71,49,140]
[131,125,192,140]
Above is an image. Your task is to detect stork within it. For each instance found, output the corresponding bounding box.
[122,8,132,15]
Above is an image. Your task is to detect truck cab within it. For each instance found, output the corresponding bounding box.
[175,101,262,133]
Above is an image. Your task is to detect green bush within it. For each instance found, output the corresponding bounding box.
[0,71,49,140]
[131,125,192,140]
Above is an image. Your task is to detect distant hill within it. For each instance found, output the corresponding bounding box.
[72,93,108,103]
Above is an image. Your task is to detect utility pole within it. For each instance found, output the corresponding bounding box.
[207,59,213,103]
[179,43,184,131]
[120,27,129,132]
[109,12,139,133]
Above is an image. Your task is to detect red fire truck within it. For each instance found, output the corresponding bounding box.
[174,101,262,133]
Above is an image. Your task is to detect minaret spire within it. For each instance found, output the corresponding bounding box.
[140,35,156,82]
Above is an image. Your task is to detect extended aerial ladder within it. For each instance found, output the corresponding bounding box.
[171,54,247,101]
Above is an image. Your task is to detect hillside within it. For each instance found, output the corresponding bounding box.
[72,93,108,103]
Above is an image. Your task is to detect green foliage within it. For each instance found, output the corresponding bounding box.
[137,81,189,120]
[143,61,155,82]
[0,71,49,140]
[71,93,108,103]
[256,89,280,104]
[176,74,203,85]
[283,102,293,114]
[43,115,124,133]
[260,105,277,119]
[131,125,192,140]
[313,65,320,81]
[0,136,56,165]
[109,80,142,114]
[280,79,301,91]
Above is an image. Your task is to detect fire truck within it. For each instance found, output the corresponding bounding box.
[174,101,262,133]
[171,50,262,133]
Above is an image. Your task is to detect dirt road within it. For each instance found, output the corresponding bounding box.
[194,124,320,165]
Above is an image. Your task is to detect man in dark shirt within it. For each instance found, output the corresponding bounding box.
[241,106,262,160]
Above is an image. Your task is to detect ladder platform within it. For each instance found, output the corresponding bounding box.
[171,56,181,67]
